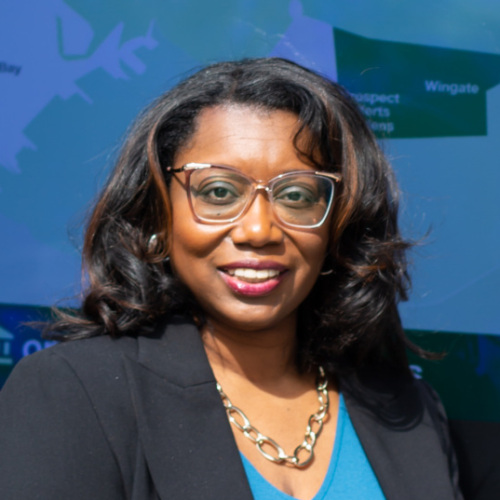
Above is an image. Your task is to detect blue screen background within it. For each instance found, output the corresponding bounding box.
[1,0,498,337]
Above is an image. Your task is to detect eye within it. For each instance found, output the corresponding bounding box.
[193,180,242,205]
[274,184,318,208]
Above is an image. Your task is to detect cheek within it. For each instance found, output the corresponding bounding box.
[304,234,330,290]
[168,181,214,263]
[301,244,327,286]
[170,218,218,263]
[282,229,330,302]
[298,226,330,270]
[168,204,230,288]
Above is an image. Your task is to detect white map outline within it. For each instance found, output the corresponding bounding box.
[0,0,157,173]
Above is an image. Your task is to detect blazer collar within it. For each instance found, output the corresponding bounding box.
[122,317,254,500]
[135,316,216,387]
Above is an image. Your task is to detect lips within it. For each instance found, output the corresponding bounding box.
[218,261,288,296]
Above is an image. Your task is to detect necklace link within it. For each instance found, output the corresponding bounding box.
[216,366,329,468]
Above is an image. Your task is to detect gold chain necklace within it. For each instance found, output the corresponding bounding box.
[216,366,329,468]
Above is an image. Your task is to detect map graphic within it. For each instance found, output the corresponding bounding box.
[0,0,157,174]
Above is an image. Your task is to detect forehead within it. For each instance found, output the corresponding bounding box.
[173,105,316,178]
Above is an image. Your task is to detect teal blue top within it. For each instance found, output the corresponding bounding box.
[240,395,386,499]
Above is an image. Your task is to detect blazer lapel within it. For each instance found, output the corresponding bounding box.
[342,374,458,500]
[122,318,254,500]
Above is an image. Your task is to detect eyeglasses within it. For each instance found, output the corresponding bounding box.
[166,163,341,229]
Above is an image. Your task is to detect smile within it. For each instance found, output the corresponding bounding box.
[218,263,288,296]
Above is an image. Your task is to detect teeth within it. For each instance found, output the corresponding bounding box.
[226,268,280,280]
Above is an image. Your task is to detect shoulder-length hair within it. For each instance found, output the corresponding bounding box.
[47,58,421,375]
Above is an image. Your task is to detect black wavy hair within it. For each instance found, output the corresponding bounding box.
[46,58,424,376]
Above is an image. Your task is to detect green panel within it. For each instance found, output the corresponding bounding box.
[335,28,500,138]
[407,330,500,422]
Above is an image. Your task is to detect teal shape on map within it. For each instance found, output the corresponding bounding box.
[334,28,500,138]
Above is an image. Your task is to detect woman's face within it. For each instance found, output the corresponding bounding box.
[168,105,331,333]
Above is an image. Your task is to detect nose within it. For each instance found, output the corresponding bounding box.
[230,192,284,247]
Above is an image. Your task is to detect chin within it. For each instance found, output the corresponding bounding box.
[204,302,297,333]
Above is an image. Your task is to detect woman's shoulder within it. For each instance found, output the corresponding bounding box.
[0,332,149,475]
[0,334,142,428]
[7,333,136,387]
[10,314,193,380]
[0,332,157,500]
[4,315,204,397]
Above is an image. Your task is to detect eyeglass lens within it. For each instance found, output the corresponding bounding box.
[188,167,334,227]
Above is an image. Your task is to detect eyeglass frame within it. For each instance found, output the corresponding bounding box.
[165,162,342,229]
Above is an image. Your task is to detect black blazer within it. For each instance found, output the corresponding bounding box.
[0,318,462,499]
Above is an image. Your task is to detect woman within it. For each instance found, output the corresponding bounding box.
[0,58,462,499]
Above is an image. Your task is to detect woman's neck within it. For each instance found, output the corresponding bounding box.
[201,313,300,387]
